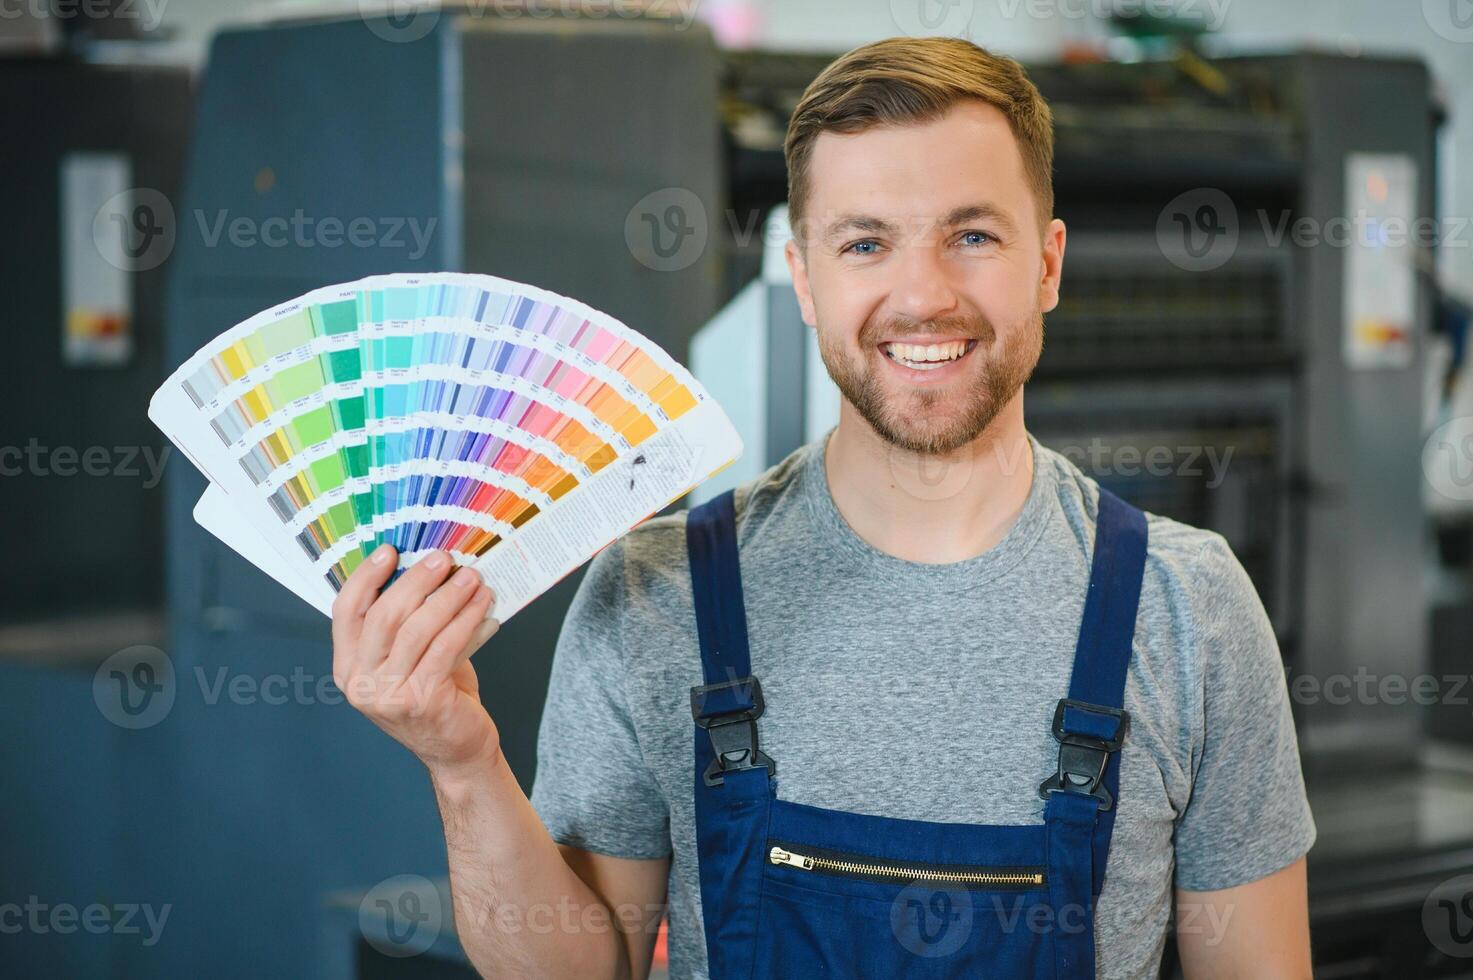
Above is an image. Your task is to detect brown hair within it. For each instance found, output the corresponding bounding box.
[784,36,1054,238]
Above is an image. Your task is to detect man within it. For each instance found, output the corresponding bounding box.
[330,36,1315,979]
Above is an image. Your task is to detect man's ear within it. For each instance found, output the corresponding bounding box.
[1038,217,1066,314]
[785,239,818,328]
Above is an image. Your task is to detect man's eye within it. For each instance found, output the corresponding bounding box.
[959,230,993,247]
[843,240,880,255]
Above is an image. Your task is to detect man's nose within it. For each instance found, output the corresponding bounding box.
[886,244,961,324]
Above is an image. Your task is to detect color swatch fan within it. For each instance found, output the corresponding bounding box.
[149,272,743,623]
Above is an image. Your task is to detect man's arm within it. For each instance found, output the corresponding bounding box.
[1175,856,1310,979]
[559,846,671,980]
[431,754,669,979]
[331,545,663,979]
[1168,533,1317,978]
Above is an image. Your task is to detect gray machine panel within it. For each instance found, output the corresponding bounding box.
[1289,56,1432,760]
[0,59,191,626]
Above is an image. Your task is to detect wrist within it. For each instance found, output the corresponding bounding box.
[426,740,506,801]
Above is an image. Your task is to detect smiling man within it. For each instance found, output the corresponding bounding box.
[331,35,1316,980]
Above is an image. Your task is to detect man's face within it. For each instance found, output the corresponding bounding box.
[786,99,1065,455]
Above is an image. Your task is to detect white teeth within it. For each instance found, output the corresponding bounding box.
[884,340,969,366]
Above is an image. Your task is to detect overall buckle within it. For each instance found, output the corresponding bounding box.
[690,676,776,787]
[1038,698,1129,811]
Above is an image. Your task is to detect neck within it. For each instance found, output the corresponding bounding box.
[824,396,1034,564]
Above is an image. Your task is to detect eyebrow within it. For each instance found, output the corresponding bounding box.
[821,202,1018,247]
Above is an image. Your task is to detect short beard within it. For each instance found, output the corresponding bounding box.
[818,309,1043,456]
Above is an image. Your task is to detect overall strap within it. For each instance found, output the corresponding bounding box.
[1041,485,1148,978]
[688,489,755,698]
[686,489,774,980]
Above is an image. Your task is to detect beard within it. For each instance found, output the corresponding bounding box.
[817,308,1043,456]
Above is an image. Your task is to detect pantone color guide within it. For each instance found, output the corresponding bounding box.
[150,272,743,623]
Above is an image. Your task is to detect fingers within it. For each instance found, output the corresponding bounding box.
[355,550,461,668]
[331,544,398,675]
[463,614,501,661]
[449,658,480,697]
[380,567,486,679]
[438,616,500,693]
[408,585,497,685]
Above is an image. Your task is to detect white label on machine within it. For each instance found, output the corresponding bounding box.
[60,152,135,368]
[1342,152,1417,370]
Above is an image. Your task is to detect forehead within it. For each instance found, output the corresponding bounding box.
[804,99,1035,230]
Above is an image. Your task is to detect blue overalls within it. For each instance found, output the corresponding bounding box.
[686,485,1148,978]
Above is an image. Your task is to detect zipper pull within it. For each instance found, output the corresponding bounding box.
[769,845,811,869]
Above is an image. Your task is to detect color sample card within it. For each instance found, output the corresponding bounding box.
[150,272,743,623]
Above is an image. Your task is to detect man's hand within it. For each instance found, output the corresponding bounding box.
[331,544,502,776]
[332,544,657,979]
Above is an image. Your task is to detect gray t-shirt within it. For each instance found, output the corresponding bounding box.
[528,428,1316,979]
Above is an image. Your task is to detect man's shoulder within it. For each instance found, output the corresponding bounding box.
[1037,439,1249,599]
[1040,440,1282,730]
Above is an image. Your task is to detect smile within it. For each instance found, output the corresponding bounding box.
[879,339,977,372]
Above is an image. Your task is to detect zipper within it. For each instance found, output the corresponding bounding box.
[767,842,1045,889]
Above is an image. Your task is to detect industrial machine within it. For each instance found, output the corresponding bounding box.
[0,14,194,979]
[0,53,191,649]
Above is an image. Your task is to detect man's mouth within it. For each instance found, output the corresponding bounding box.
[879,339,977,372]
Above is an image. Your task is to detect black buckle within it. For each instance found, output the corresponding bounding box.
[690,676,776,787]
[1037,698,1129,811]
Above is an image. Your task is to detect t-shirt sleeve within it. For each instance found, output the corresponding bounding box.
[1172,533,1317,892]
[527,539,673,860]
